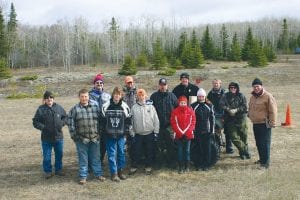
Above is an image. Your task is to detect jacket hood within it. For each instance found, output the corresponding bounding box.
[228,82,240,93]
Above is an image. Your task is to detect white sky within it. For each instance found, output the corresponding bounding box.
[4,0,300,27]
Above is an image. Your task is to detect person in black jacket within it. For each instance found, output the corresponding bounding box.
[33,91,67,179]
[172,72,199,104]
[150,78,178,168]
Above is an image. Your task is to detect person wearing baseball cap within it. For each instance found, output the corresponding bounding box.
[172,72,199,104]
[150,78,178,168]
[123,76,137,109]
[248,78,277,169]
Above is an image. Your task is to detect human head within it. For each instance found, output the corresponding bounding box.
[197,88,206,103]
[93,74,104,90]
[228,82,239,94]
[112,86,123,103]
[124,76,134,88]
[252,78,263,94]
[137,88,147,102]
[212,79,222,90]
[180,72,189,86]
[43,91,54,107]
[78,89,89,106]
[158,78,168,92]
[178,96,188,107]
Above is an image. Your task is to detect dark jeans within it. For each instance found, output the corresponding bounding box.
[134,133,155,167]
[195,133,211,168]
[253,123,272,165]
[41,140,63,173]
[176,139,191,162]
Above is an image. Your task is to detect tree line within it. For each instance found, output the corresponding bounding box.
[1,3,300,77]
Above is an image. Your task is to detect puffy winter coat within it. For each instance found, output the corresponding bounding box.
[170,105,196,140]
[191,102,215,136]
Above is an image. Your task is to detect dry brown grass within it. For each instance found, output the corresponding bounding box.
[0,55,299,200]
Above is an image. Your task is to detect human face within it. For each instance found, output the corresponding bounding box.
[180,78,189,86]
[126,81,134,89]
[113,93,122,103]
[179,101,187,107]
[159,84,168,92]
[44,96,54,107]
[252,84,263,94]
[212,80,221,90]
[197,95,205,102]
[94,81,104,90]
[79,92,89,106]
[138,94,146,103]
[229,86,237,94]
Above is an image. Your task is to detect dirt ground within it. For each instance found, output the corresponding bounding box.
[0,55,299,199]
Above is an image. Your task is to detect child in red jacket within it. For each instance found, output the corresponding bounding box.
[170,96,196,173]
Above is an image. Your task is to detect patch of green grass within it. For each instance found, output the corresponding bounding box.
[158,67,176,76]
[20,75,38,81]
[6,92,31,99]
[221,66,229,69]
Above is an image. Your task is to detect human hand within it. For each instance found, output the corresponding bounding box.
[228,108,238,116]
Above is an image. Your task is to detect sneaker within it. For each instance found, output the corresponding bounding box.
[129,167,137,175]
[95,176,106,182]
[111,174,120,182]
[45,172,53,179]
[145,167,152,175]
[55,171,65,176]
[79,178,86,185]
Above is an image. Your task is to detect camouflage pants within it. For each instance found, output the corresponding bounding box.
[225,118,248,155]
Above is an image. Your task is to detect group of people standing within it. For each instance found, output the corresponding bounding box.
[32,72,277,184]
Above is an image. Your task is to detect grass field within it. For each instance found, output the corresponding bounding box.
[0,55,299,200]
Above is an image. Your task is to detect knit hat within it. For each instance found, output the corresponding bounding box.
[180,72,189,80]
[159,78,167,85]
[93,74,104,84]
[197,88,207,97]
[124,76,134,84]
[252,78,262,86]
[178,96,188,103]
[43,91,54,99]
[137,89,147,97]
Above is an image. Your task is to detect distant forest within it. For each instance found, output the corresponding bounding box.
[1,3,300,72]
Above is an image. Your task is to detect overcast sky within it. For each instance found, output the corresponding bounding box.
[3,0,300,27]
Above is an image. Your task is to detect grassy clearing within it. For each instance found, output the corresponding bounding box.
[0,56,299,199]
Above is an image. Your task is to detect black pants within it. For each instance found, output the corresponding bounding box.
[195,133,211,168]
[253,123,272,165]
[134,133,155,167]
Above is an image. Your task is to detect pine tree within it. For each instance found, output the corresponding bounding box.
[277,18,289,54]
[177,31,188,58]
[108,17,119,64]
[220,24,229,59]
[152,38,167,70]
[7,3,18,68]
[229,33,241,61]
[136,52,148,67]
[263,40,276,62]
[201,26,215,59]
[248,39,267,67]
[0,8,7,59]
[242,27,254,61]
[189,30,204,68]
[118,54,137,75]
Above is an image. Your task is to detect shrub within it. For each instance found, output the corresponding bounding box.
[158,67,176,76]
[0,58,12,80]
[20,75,38,81]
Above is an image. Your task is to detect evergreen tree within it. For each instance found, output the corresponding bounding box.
[277,18,289,54]
[136,52,148,67]
[263,40,276,62]
[152,38,167,70]
[118,54,137,75]
[229,33,241,61]
[0,8,7,59]
[297,33,300,47]
[241,27,254,61]
[189,30,204,68]
[0,58,12,80]
[288,33,298,51]
[108,17,119,64]
[201,26,215,59]
[248,39,267,67]
[177,31,188,58]
[220,24,229,59]
[7,3,18,68]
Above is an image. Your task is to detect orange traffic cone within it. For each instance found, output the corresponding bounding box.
[281,104,292,127]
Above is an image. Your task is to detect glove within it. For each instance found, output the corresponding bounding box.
[228,108,238,116]
[153,133,159,142]
[170,132,176,140]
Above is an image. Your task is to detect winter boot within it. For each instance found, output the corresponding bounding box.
[184,161,190,173]
[178,162,184,174]
[118,169,127,180]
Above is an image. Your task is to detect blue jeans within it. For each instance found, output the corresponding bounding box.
[253,123,272,165]
[176,139,191,162]
[106,137,126,175]
[75,141,103,179]
[41,140,63,173]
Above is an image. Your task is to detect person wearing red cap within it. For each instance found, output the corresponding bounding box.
[170,96,196,174]
[123,76,137,109]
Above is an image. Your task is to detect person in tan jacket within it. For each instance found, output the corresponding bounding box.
[248,78,277,169]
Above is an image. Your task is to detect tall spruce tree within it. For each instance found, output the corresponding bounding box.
[263,40,276,62]
[152,37,167,69]
[241,27,254,61]
[7,3,18,68]
[177,31,188,58]
[229,33,241,61]
[248,39,267,67]
[220,24,229,59]
[0,8,7,59]
[277,18,289,54]
[201,26,215,59]
[189,30,204,68]
[108,17,119,64]
[118,54,137,75]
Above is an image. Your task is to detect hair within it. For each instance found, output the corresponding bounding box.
[78,88,89,96]
[212,79,222,84]
[112,86,123,96]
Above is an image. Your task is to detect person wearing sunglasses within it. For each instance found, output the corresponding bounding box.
[220,82,250,160]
